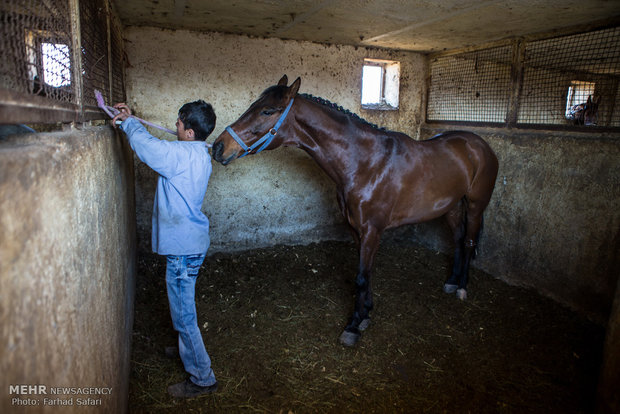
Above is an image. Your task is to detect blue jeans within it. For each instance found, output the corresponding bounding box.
[166,254,216,387]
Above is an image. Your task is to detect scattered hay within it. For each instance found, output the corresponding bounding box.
[129,241,603,413]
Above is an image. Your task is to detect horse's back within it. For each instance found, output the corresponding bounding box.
[427,131,498,169]
[428,130,492,149]
[421,130,498,201]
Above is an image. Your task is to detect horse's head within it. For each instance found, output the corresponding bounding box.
[567,95,601,126]
[582,95,600,126]
[213,75,300,165]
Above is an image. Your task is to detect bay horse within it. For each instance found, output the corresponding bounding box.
[213,75,499,346]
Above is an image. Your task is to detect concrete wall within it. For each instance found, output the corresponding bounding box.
[123,27,427,252]
[0,127,136,413]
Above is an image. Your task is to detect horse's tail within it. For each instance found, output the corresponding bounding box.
[473,215,484,259]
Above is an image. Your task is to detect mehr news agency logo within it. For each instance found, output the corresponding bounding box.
[9,384,113,407]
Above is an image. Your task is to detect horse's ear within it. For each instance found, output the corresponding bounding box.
[277,75,288,86]
[587,95,592,104]
[288,77,301,97]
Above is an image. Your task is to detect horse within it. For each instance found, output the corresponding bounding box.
[566,95,600,126]
[212,75,499,346]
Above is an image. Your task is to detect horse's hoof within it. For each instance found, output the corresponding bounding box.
[456,288,467,300]
[443,283,458,294]
[339,330,361,347]
[358,318,371,331]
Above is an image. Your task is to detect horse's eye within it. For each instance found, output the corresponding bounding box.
[261,109,276,116]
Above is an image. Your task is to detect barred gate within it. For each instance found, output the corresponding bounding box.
[0,0,125,124]
[427,25,620,129]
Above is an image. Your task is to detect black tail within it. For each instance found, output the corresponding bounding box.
[473,215,484,259]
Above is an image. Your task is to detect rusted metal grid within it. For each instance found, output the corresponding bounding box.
[428,26,620,129]
[0,0,125,124]
[109,7,125,104]
[427,46,513,124]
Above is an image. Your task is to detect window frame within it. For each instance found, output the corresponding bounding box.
[361,58,400,111]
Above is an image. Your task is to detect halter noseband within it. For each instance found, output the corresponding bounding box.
[225,97,295,158]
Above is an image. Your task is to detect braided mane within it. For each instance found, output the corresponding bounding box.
[299,93,386,132]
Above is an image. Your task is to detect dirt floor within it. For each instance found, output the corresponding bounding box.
[128,240,605,413]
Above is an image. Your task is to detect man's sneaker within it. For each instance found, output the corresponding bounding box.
[167,379,218,398]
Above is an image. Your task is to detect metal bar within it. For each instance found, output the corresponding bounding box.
[505,39,525,126]
[106,0,114,100]
[604,78,618,126]
[69,0,84,122]
[425,119,620,133]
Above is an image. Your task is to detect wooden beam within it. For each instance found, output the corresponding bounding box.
[0,89,79,124]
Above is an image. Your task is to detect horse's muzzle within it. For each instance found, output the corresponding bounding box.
[212,140,235,165]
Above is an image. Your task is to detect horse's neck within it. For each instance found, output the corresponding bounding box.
[285,100,355,187]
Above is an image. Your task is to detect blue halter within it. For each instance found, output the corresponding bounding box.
[225,98,295,158]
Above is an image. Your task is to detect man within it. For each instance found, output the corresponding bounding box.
[113,100,218,398]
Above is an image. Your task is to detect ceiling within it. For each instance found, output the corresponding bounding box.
[113,0,620,53]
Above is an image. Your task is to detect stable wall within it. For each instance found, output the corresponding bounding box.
[123,27,426,252]
[123,27,619,323]
[0,127,136,413]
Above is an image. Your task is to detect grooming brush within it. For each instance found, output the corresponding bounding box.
[95,90,213,148]
[95,89,177,136]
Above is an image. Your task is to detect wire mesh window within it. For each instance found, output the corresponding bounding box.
[0,0,125,124]
[1,1,74,101]
[427,46,513,123]
[428,26,620,129]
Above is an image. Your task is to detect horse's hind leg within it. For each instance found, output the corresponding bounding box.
[444,198,485,300]
[339,225,381,347]
[455,197,489,300]
[455,211,484,300]
[444,200,466,295]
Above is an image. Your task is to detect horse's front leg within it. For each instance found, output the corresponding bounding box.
[337,192,360,247]
[339,226,381,347]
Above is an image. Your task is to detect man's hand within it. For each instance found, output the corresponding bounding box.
[112,103,132,127]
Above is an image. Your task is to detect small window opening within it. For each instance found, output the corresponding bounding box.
[361,59,400,110]
[25,30,72,97]
[41,43,71,87]
[565,80,595,118]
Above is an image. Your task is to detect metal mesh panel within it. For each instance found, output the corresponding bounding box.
[519,27,620,127]
[109,9,125,104]
[428,26,620,129]
[427,46,513,123]
[0,0,125,123]
[80,0,110,107]
[0,0,74,102]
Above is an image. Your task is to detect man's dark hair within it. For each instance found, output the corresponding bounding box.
[178,100,216,141]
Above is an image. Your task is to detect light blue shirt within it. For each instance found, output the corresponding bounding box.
[120,118,211,255]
